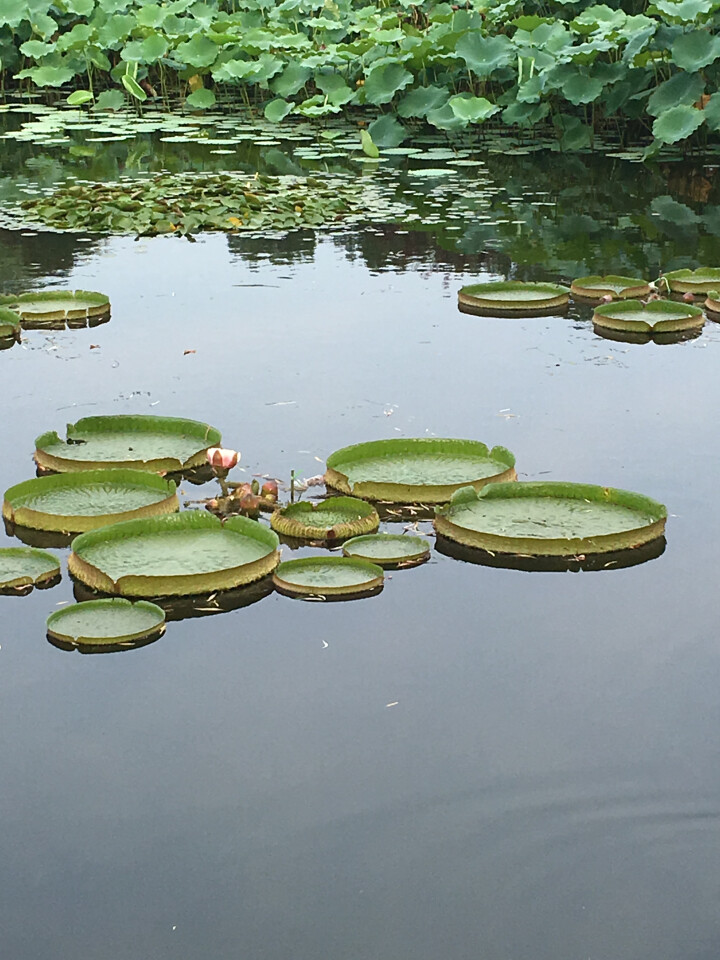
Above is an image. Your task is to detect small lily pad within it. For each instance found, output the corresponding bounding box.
[434,482,667,557]
[35,415,222,473]
[325,438,516,503]
[0,290,110,327]
[69,511,279,596]
[0,306,21,341]
[342,533,430,567]
[46,598,166,646]
[270,497,379,541]
[662,268,720,293]
[592,298,704,335]
[458,281,570,316]
[272,556,384,597]
[570,275,651,300]
[3,469,179,533]
[0,546,60,592]
[704,290,720,314]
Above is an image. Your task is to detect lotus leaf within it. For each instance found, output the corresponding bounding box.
[272,557,384,598]
[434,482,667,557]
[342,533,430,568]
[0,306,21,340]
[0,290,109,326]
[34,415,222,474]
[662,268,720,293]
[570,275,651,300]
[46,598,166,645]
[3,470,178,533]
[704,291,720,314]
[270,497,379,541]
[69,512,280,596]
[0,546,60,591]
[593,298,704,335]
[458,281,570,316]
[325,438,517,504]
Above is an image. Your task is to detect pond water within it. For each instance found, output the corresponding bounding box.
[2,115,720,959]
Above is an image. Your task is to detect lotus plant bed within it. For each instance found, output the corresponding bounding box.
[68,511,280,597]
[272,556,384,599]
[0,290,110,327]
[0,546,60,593]
[270,496,379,541]
[592,299,704,337]
[46,598,166,648]
[34,415,222,474]
[325,438,516,503]
[661,268,720,294]
[434,482,667,557]
[3,469,179,533]
[342,533,430,568]
[457,281,570,317]
[570,275,651,301]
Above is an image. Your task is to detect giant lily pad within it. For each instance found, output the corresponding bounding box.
[570,275,651,300]
[704,289,720,315]
[3,469,178,533]
[68,512,280,596]
[325,438,516,503]
[342,533,430,568]
[592,298,704,335]
[272,556,384,597]
[0,290,110,327]
[35,415,222,473]
[270,497,379,541]
[662,268,720,293]
[458,281,570,316]
[46,598,166,646]
[0,546,60,591]
[0,306,21,342]
[434,482,667,557]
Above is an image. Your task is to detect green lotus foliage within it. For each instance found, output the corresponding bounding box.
[272,556,384,598]
[2,0,720,150]
[46,598,166,646]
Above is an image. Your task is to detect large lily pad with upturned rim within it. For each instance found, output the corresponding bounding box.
[570,275,650,300]
[272,556,384,597]
[592,298,704,335]
[3,469,179,533]
[0,290,110,326]
[270,497,379,541]
[0,306,21,341]
[342,533,430,567]
[704,290,720,314]
[434,482,667,556]
[458,281,570,316]
[662,268,720,293]
[68,511,280,596]
[46,598,166,646]
[35,415,222,473]
[325,438,516,503]
[0,546,60,591]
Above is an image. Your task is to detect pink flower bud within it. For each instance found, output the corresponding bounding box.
[600,293,613,303]
[682,292,695,302]
[261,479,279,502]
[206,447,239,470]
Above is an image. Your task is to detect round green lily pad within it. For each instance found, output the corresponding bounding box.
[434,482,667,557]
[342,533,430,567]
[325,438,516,504]
[272,556,384,597]
[46,598,166,646]
[68,512,280,596]
[704,290,720,314]
[35,415,222,473]
[0,546,60,591]
[0,306,21,341]
[3,469,179,533]
[0,289,110,327]
[662,268,720,293]
[570,275,650,300]
[592,298,704,335]
[270,497,379,541]
[458,281,570,316]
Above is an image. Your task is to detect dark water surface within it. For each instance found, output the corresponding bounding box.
[2,145,720,960]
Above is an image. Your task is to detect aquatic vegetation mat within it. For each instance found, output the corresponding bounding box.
[46,598,166,647]
[662,268,720,293]
[0,290,109,326]
[434,482,667,557]
[458,281,570,316]
[0,546,60,591]
[3,469,178,533]
[273,557,384,598]
[0,307,21,341]
[270,497,379,541]
[68,511,280,596]
[325,438,516,503]
[13,173,363,236]
[342,533,430,568]
[592,299,704,336]
[35,415,221,473]
[570,276,650,300]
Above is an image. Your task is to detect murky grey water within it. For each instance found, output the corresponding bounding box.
[2,143,720,959]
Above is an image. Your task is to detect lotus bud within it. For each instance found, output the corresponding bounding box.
[206,447,239,470]
[600,293,613,303]
[238,493,261,518]
[682,291,695,302]
[261,479,279,502]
